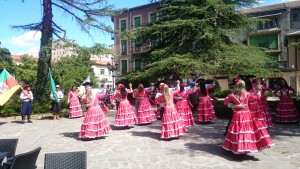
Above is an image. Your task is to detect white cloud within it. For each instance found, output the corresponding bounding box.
[9,31,41,47]
[8,31,41,57]
[14,46,40,57]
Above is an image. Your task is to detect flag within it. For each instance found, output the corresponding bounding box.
[0,69,20,106]
[49,69,59,102]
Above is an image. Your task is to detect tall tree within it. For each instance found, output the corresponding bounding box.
[13,0,117,101]
[123,0,276,81]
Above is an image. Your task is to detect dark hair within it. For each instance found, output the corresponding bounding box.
[243,78,253,92]
[70,85,76,91]
[280,79,288,89]
[120,87,127,99]
[180,85,185,92]
[199,81,207,96]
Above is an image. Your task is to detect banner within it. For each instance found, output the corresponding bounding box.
[0,69,20,106]
[49,69,59,102]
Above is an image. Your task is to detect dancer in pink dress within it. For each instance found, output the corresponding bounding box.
[274,79,299,123]
[79,86,111,139]
[223,80,274,154]
[67,85,83,118]
[155,80,187,139]
[114,83,137,127]
[175,84,197,127]
[196,79,217,123]
[259,79,273,127]
[133,83,157,125]
[248,79,268,128]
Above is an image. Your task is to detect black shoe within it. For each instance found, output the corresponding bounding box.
[21,121,25,124]
[28,120,33,123]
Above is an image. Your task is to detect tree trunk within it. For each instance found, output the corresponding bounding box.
[35,0,53,102]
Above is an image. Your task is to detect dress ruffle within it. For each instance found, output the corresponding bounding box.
[69,98,83,118]
[136,99,157,124]
[79,106,111,138]
[223,110,274,154]
[275,96,299,122]
[176,100,195,127]
[197,97,216,122]
[114,100,137,126]
[161,104,186,139]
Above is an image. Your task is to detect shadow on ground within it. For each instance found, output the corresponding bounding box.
[130,131,161,141]
[0,122,7,126]
[60,132,81,140]
[184,143,260,162]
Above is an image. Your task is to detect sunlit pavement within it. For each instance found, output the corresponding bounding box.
[1,110,299,169]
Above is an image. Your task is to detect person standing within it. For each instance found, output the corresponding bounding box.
[67,85,83,118]
[79,86,111,139]
[274,79,299,123]
[196,79,217,123]
[133,83,157,125]
[114,83,137,127]
[175,83,197,127]
[20,85,33,124]
[223,80,274,154]
[155,80,186,140]
[50,85,64,120]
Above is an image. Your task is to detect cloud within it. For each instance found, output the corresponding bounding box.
[9,31,41,47]
[14,46,40,57]
[8,31,41,57]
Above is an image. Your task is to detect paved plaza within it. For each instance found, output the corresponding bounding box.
[1,111,300,169]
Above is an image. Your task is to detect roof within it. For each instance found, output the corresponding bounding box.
[112,1,160,21]
[11,55,22,61]
[128,1,160,11]
[287,29,300,36]
[93,60,109,65]
[241,1,300,14]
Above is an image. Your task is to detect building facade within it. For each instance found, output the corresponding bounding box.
[112,2,160,75]
[242,1,300,94]
[51,39,116,88]
[51,39,77,62]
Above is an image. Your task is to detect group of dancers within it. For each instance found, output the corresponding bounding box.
[64,76,299,155]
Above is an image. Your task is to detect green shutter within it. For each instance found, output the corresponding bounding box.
[121,20,126,32]
[121,60,127,74]
[135,59,141,70]
[134,17,141,28]
[249,34,278,50]
[150,13,157,23]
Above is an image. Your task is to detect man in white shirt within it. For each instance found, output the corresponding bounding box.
[50,85,64,120]
[20,85,33,124]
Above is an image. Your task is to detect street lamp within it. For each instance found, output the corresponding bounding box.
[107,56,118,89]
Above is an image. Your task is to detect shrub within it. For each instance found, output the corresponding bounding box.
[0,94,21,117]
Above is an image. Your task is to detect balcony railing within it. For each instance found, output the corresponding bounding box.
[278,61,290,69]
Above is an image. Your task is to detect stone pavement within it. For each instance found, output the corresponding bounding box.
[0,111,300,169]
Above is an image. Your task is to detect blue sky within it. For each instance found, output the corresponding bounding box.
[0,0,296,56]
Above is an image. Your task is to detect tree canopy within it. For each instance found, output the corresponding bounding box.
[13,0,118,101]
[120,0,276,83]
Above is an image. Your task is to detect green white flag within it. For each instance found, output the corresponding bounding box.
[49,69,59,102]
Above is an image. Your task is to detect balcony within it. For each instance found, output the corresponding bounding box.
[278,61,291,71]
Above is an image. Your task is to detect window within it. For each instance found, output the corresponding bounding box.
[135,39,142,52]
[135,59,142,70]
[256,18,278,30]
[121,40,127,55]
[249,34,278,50]
[293,14,299,22]
[121,60,127,74]
[257,22,263,30]
[150,38,157,48]
[100,69,105,75]
[121,19,127,32]
[134,16,141,28]
[150,13,157,23]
